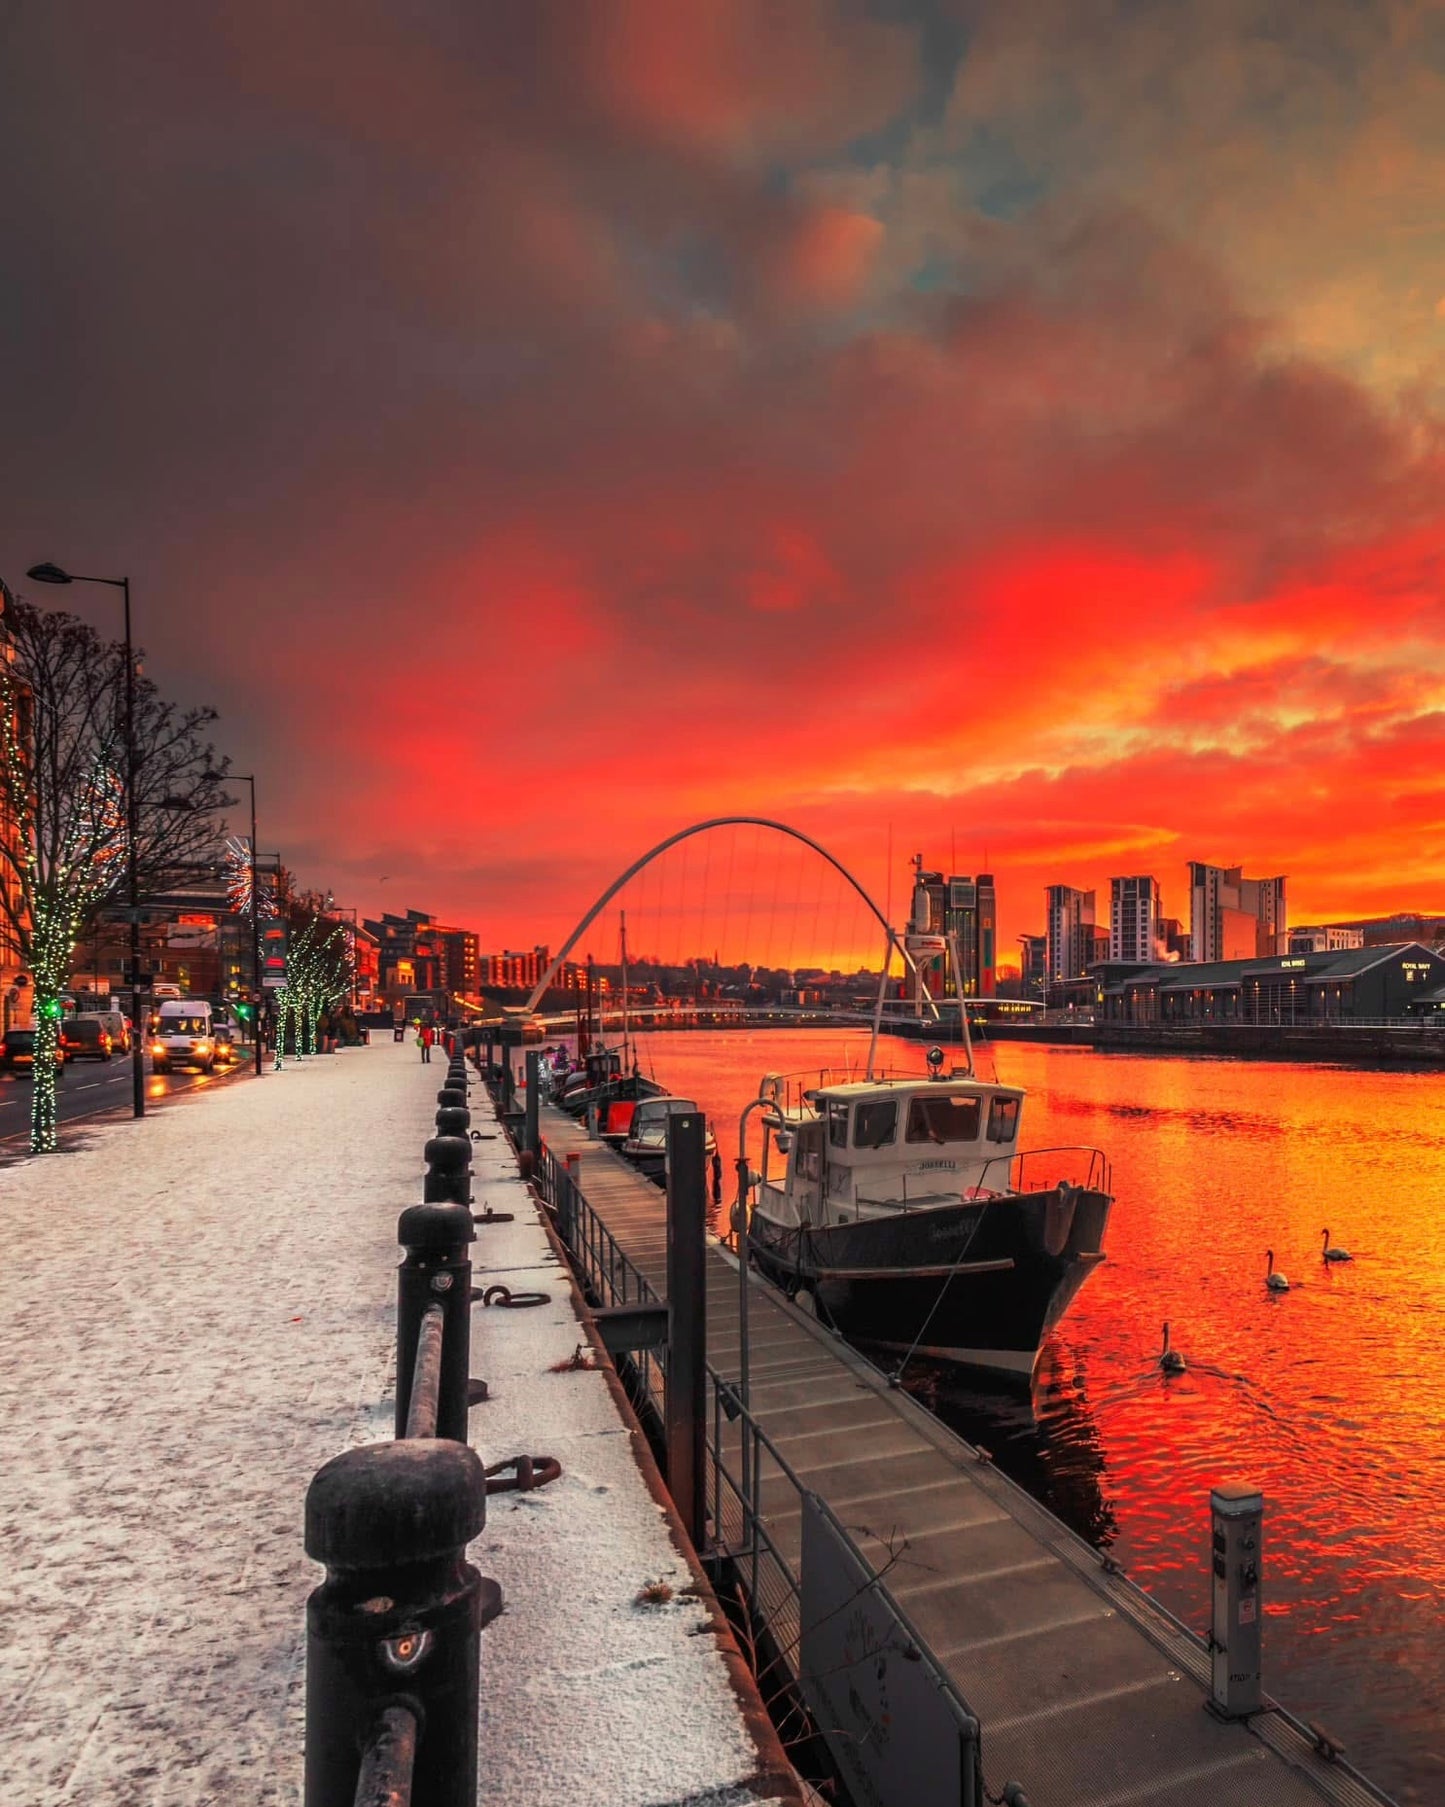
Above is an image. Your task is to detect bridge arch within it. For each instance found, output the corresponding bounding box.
[523,816,917,1014]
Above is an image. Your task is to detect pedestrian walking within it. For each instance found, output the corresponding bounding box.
[420,1022,435,1063]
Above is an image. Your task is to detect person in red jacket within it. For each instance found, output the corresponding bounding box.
[419,1023,435,1063]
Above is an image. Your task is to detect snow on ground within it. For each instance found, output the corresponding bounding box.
[1,1039,790,1806]
[466,1090,785,1807]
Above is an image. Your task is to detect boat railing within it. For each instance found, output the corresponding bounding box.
[977,1144,1113,1195]
[755,1062,948,1118]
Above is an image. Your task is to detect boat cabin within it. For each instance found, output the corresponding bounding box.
[757,1073,1024,1231]
[627,1095,703,1153]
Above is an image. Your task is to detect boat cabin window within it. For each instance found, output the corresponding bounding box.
[853,1100,898,1149]
[827,1101,850,1148]
[906,1093,982,1145]
[987,1095,1020,1142]
[798,1124,824,1182]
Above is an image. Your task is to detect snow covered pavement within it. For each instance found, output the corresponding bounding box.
[1,1038,797,1806]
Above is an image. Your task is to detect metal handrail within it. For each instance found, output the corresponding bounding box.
[353,1703,418,1807]
[403,1304,444,1439]
[536,1140,983,1765]
[973,1142,1113,1195]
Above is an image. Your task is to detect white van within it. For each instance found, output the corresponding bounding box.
[152,999,216,1073]
[97,1009,131,1054]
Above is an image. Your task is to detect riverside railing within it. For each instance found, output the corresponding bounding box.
[533,1140,988,1807]
[304,1054,523,1807]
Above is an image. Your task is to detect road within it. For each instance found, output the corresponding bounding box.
[0,1048,258,1149]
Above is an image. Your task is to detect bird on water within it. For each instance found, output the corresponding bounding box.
[1265,1249,1290,1292]
[1159,1322,1186,1375]
[1321,1228,1353,1263]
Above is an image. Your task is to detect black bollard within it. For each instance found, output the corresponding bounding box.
[305,1439,495,1807]
[436,1086,466,1111]
[435,1104,470,1139]
[396,1202,476,1440]
[424,1134,472,1205]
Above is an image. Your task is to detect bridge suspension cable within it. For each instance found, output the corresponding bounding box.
[523,816,925,1015]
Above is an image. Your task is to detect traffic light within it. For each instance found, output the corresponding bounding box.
[40,997,62,1020]
[234,1001,254,1022]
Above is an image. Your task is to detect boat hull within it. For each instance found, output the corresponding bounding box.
[746,1185,1110,1379]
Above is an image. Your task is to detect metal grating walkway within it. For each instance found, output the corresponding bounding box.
[538,1106,1393,1807]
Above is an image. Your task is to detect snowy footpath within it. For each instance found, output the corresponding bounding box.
[1,1038,797,1806]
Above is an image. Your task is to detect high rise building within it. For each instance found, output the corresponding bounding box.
[1045,885,1096,983]
[907,858,997,997]
[1110,876,1161,963]
[1188,864,1287,962]
[1017,933,1047,999]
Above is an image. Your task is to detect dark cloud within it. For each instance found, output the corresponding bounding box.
[1,1,1440,952]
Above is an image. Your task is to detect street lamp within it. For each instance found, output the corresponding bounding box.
[26,561,145,1119]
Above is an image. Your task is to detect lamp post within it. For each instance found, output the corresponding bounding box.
[26,562,145,1119]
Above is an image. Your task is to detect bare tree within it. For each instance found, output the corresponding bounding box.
[0,588,232,1151]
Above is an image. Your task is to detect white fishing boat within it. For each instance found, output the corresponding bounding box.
[742,1047,1112,1376]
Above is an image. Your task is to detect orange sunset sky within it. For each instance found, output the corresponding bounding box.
[2,1,1442,963]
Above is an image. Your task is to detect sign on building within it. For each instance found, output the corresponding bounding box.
[258,918,289,989]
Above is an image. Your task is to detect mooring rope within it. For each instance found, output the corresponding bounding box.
[887,1204,989,1387]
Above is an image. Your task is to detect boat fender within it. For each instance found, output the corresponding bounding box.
[1044,1182,1077,1258]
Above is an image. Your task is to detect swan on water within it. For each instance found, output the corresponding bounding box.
[1265,1249,1290,1291]
[1321,1228,1353,1263]
[1159,1322,1186,1375]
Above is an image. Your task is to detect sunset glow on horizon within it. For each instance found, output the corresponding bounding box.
[2,1,1442,958]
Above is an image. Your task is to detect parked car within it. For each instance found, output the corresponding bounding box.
[96,1010,132,1054]
[60,1014,113,1061]
[0,1028,67,1077]
[151,998,215,1073]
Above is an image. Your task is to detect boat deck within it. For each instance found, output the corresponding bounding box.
[539,1105,1389,1807]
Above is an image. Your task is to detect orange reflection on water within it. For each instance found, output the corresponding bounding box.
[635,1028,1445,1796]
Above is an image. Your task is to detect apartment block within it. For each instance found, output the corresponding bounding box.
[1188,863,1286,962]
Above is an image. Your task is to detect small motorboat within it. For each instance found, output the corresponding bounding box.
[620,1094,718,1188]
[741,1048,1113,1379]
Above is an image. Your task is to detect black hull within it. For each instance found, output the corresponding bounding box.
[747,1187,1110,1378]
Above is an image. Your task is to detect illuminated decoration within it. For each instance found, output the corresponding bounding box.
[271,910,354,1067]
[225,834,255,916]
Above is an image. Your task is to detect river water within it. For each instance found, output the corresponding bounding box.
[588,1026,1445,1800]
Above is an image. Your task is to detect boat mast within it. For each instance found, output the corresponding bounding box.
[620,909,631,1074]
[948,929,975,1076]
[866,924,893,1081]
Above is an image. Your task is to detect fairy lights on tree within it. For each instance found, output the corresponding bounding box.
[0,584,230,1152]
[271,910,352,1067]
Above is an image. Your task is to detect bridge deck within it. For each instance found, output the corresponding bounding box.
[538,1106,1383,1807]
